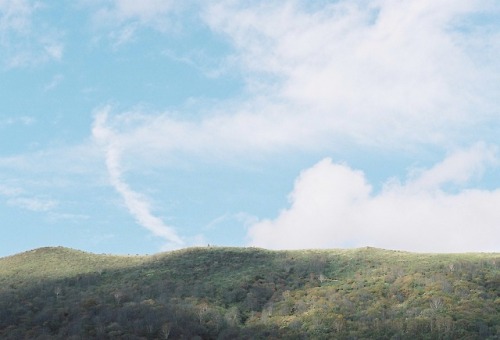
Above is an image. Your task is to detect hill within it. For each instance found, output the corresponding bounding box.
[0,246,498,339]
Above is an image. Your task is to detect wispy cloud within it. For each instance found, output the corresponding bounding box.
[103,0,175,24]
[204,212,258,231]
[0,116,35,126]
[7,197,58,212]
[0,0,34,33]
[0,184,23,196]
[43,40,63,61]
[0,0,64,67]
[0,183,58,213]
[83,0,500,166]
[204,0,500,146]
[247,144,500,252]
[87,0,178,46]
[43,74,64,92]
[92,108,184,248]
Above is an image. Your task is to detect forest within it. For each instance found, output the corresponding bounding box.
[0,246,498,339]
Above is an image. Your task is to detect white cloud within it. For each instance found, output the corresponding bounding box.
[2,1,496,254]
[32,0,498,253]
[87,102,338,173]
[0,116,35,126]
[92,109,184,248]
[6,197,57,212]
[43,74,64,92]
[204,0,500,146]
[0,181,58,213]
[247,144,500,252]
[43,40,63,60]
[0,0,64,67]
[111,0,174,23]
[0,0,34,33]
[0,184,23,196]
[29,0,481,167]
[83,0,500,166]
[404,144,498,192]
[93,105,499,253]
[89,0,177,46]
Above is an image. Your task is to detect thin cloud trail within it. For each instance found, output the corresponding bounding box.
[92,109,184,247]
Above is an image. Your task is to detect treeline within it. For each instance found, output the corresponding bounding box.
[0,247,498,339]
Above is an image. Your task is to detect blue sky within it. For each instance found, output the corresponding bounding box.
[1,0,499,257]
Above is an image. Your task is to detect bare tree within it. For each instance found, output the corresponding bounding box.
[54,286,62,300]
[430,297,443,310]
[161,322,171,339]
[224,306,241,327]
[113,291,123,305]
[196,302,209,324]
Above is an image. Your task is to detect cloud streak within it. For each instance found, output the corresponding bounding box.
[248,144,500,252]
[92,109,184,247]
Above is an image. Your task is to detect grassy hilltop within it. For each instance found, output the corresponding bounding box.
[0,246,498,339]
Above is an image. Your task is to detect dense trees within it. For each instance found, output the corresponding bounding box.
[0,247,498,339]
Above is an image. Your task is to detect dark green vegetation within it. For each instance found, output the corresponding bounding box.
[0,246,498,339]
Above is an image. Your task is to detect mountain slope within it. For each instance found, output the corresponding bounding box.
[0,246,498,339]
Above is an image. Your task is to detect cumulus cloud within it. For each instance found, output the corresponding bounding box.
[92,109,184,248]
[247,144,500,252]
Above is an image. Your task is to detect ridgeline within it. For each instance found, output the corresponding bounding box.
[0,246,498,339]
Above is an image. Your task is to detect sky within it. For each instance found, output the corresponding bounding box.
[1,0,499,257]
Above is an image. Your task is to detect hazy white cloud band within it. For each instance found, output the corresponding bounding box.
[204,0,500,145]
[88,0,500,161]
[248,144,500,252]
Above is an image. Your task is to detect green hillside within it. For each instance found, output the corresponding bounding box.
[0,246,498,339]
